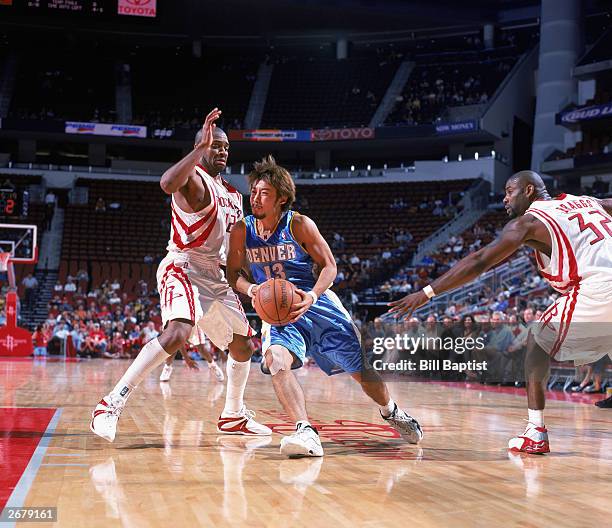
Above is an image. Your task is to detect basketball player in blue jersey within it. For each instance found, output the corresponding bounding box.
[227,156,423,457]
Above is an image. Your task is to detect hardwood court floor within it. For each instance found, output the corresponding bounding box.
[1,358,610,527]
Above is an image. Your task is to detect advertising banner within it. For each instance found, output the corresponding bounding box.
[118,0,157,18]
[228,129,311,142]
[558,102,612,124]
[65,121,147,138]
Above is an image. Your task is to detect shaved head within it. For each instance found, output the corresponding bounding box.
[194,126,227,146]
[508,170,548,195]
[503,170,551,218]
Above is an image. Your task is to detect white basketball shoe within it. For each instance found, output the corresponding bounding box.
[508,422,550,454]
[90,394,125,442]
[280,423,324,458]
[381,404,423,444]
[159,364,173,382]
[217,405,272,436]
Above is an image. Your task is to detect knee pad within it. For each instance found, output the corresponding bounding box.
[265,346,291,376]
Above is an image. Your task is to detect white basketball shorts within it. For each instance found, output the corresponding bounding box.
[157,253,253,350]
[533,280,612,365]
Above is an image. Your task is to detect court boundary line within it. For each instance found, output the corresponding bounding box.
[2,408,62,528]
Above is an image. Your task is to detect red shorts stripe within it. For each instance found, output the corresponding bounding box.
[550,284,580,359]
[170,264,196,322]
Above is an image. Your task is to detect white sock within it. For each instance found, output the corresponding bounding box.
[111,338,170,402]
[223,356,250,414]
[528,408,544,427]
[380,398,396,418]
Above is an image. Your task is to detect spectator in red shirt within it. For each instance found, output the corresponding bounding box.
[32,324,49,357]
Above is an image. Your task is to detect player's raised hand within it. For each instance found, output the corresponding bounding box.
[288,288,314,323]
[387,290,429,319]
[195,107,222,151]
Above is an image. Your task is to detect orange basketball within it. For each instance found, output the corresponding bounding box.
[253,278,299,326]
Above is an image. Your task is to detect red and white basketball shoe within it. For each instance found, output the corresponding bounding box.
[217,405,272,436]
[508,422,550,454]
[90,394,125,442]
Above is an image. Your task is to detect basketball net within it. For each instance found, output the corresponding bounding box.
[0,252,15,290]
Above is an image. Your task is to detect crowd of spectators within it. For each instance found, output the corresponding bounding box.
[365,306,540,385]
[387,57,514,126]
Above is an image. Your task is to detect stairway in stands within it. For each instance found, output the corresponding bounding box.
[20,269,58,328]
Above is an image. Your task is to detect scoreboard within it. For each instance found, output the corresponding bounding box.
[0,187,29,219]
[1,0,157,17]
[28,1,106,14]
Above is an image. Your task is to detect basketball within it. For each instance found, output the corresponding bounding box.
[253,278,298,325]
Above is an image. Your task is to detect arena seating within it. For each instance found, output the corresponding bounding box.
[60,179,169,295]
[58,177,473,295]
[385,48,518,126]
[10,42,115,122]
[130,48,259,131]
[261,55,399,128]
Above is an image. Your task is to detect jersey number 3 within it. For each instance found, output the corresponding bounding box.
[568,211,612,245]
[263,263,286,280]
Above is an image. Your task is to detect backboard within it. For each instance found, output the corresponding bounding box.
[0,223,38,264]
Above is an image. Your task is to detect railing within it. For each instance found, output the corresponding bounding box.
[411,178,490,264]
[413,255,534,316]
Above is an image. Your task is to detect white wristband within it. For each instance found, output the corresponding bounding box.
[307,291,318,304]
[423,285,436,299]
[247,284,256,298]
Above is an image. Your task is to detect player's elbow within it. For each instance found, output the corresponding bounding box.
[324,259,337,281]
[159,174,175,195]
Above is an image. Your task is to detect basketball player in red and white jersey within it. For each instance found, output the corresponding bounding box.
[388,170,612,454]
[91,108,271,441]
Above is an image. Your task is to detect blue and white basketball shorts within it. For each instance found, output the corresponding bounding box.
[261,290,363,375]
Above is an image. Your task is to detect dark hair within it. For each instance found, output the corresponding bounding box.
[248,155,296,212]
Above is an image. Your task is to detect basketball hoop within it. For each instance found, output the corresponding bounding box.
[0,252,10,273]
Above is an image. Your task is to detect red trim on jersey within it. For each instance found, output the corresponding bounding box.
[526,209,566,283]
[171,184,219,250]
[554,193,567,200]
[535,208,580,283]
[171,201,216,235]
[222,179,241,195]
[549,284,580,359]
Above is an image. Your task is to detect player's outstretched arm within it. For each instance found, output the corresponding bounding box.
[227,220,255,297]
[288,214,337,322]
[159,108,221,195]
[387,216,533,318]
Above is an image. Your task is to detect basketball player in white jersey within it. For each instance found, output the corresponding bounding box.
[388,171,612,454]
[91,108,271,441]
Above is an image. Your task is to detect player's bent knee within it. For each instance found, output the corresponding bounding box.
[264,346,293,376]
[159,319,193,352]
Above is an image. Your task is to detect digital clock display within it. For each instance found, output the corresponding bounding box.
[0,188,28,218]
